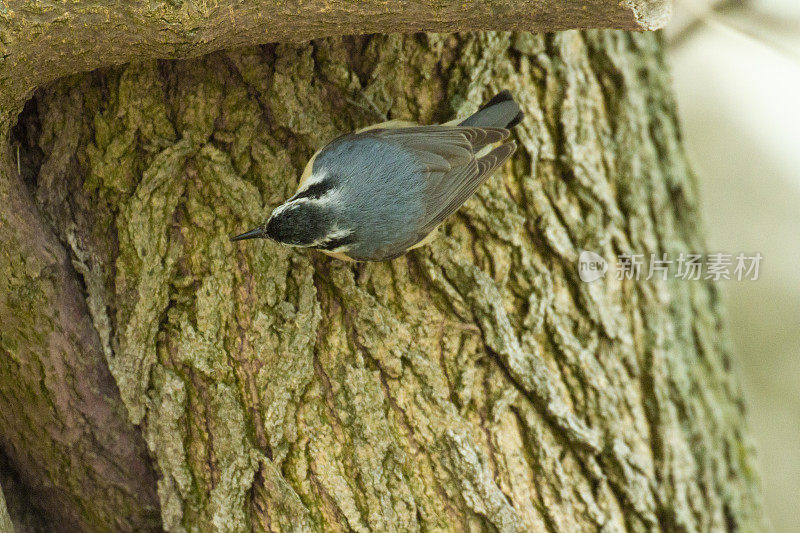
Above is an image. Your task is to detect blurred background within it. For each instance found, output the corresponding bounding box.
[666,1,800,529]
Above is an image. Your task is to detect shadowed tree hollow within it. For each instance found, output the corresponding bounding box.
[0,2,763,531]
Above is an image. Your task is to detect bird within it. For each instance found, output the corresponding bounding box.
[231,90,523,262]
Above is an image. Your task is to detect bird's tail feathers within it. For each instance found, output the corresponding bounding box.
[459,90,524,129]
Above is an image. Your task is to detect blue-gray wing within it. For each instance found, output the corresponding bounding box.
[365,125,507,172]
[417,142,516,234]
[362,126,516,258]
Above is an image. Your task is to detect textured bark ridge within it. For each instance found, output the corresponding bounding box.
[0,108,162,527]
[2,30,763,531]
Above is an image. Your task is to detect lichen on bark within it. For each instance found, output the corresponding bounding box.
[1,29,764,531]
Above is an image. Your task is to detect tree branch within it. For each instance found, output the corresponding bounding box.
[0,0,670,118]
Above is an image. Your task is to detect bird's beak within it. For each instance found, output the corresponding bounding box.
[230,227,266,242]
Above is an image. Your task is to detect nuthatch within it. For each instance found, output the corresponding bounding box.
[232,90,523,261]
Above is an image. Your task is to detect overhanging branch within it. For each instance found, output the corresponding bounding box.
[0,0,670,117]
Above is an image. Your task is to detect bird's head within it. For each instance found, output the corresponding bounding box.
[231,199,335,247]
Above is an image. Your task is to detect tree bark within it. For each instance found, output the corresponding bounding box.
[0,482,11,533]
[1,30,763,531]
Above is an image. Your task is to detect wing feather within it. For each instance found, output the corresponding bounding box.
[365,125,509,172]
[419,142,516,235]
[370,141,516,260]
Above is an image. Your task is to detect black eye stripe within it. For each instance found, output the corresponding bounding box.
[314,232,356,251]
[293,180,335,201]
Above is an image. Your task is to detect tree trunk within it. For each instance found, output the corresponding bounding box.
[0,31,764,531]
